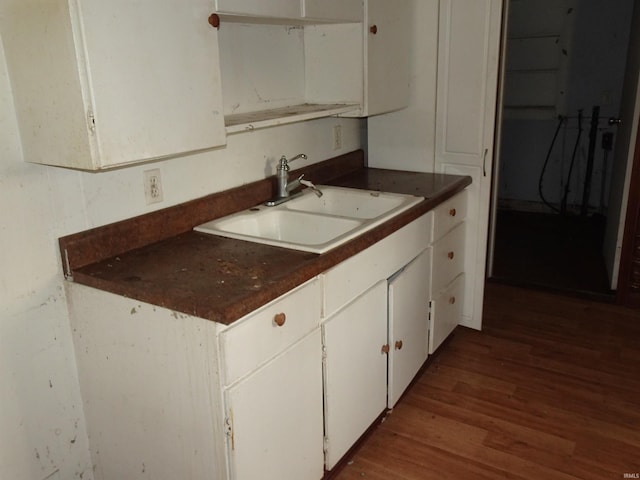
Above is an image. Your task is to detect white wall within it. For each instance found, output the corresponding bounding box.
[0,34,363,480]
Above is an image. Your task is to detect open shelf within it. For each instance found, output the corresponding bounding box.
[225,103,360,133]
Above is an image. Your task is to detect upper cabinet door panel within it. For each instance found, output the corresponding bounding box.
[215,0,301,19]
[365,0,412,115]
[2,0,227,169]
[80,0,226,167]
[303,0,363,22]
[365,0,411,116]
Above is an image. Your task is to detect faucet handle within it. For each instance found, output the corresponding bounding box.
[279,153,307,170]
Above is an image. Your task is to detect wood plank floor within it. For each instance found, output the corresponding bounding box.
[332,282,640,480]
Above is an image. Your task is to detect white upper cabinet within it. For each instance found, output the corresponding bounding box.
[1,0,226,170]
[302,0,363,22]
[215,0,300,20]
[362,0,411,116]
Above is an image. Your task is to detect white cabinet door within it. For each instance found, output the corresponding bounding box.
[323,281,388,470]
[364,0,411,116]
[81,0,227,168]
[388,249,431,407]
[435,0,503,329]
[302,0,363,22]
[215,0,300,19]
[2,0,227,170]
[225,330,324,480]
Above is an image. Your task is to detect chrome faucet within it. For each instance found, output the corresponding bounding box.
[265,153,323,206]
[277,153,306,198]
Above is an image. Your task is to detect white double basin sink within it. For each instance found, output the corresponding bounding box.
[195,186,424,254]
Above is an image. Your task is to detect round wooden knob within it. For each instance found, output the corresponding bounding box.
[448,251,455,260]
[449,208,457,217]
[370,24,378,34]
[208,13,220,29]
[273,312,286,327]
[449,296,456,305]
[395,340,403,350]
[381,344,390,354]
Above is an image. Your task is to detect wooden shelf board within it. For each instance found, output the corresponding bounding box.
[225,103,361,133]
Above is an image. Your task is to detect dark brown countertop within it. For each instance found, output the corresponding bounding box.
[61,150,471,325]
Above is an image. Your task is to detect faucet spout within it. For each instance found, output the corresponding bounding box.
[286,174,304,194]
[300,179,323,197]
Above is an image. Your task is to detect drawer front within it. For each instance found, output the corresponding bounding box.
[433,189,468,241]
[220,277,321,386]
[432,222,465,294]
[429,273,465,354]
[322,212,433,319]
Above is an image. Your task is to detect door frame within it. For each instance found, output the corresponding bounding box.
[488,0,640,296]
[616,111,640,305]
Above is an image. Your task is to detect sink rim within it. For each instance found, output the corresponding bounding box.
[194,186,423,254]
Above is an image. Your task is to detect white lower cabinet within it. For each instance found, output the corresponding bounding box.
[66,198,470,479]
[322,281,388,470]
[219,278,324,479]
[388,248,432,407]
[430,273,465,354]
[224,329,324,480]
[429,190,468,354]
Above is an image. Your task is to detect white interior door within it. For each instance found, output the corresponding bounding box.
[487,0,509,278]
[603,0,640,290]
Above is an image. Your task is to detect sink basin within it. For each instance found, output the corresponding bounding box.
[196,209,363,252]
[285,185,418,219]
[195,186,423,254]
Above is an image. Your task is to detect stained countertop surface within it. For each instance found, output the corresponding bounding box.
[67,159,471,325]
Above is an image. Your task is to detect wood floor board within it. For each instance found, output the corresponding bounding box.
[419,363,517,395]
[331,283,640,480]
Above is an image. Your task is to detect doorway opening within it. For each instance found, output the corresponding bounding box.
[491,0,635,299]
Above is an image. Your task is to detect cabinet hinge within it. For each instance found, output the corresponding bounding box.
[323,436,329,454]
[321,345,327,360]
[87,109,96,134]
[225,415,234,451]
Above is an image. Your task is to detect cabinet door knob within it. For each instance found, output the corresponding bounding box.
[273,312,286,327]
[449,296,456,305]
[208,13,220,29]
[370,24,378,35]
[448,251,455,260]
[449,208,457,217]
[395,340,403,350]
[381,344,390,354]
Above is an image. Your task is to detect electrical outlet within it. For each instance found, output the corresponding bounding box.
[333,124,342,150]
[143,169,163,205]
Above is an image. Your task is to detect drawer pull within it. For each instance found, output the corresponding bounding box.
[449,208,457,217]
[381,344,390,354]
[449,296,456,305]
[370,24,378,35]
[273,312,286,327]
[448,251,455,260]
[395,340,404,350]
